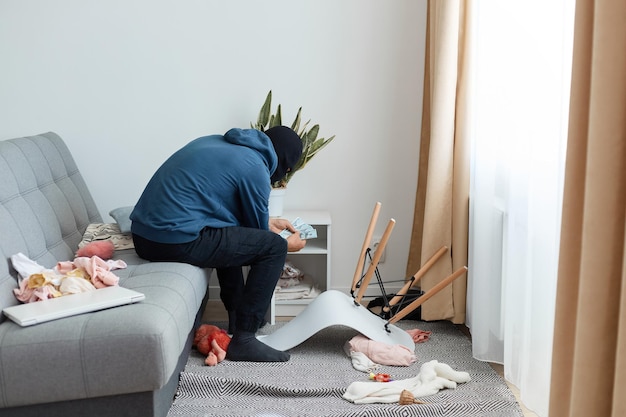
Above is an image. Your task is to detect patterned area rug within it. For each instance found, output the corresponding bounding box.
[167,320,523,417]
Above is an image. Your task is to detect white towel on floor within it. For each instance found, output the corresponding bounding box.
[342,360,471,404]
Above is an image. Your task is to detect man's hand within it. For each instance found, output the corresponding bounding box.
[269,218,307,252]
[285,231,306,252]
[269,218,293,234]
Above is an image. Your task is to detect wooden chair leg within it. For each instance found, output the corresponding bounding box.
[388,266,468,324]
[351,202,382,294]
[383,246,449,314]
[354,218,395,305]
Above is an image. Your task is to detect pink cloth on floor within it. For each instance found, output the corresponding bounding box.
[406,328,432,343]
[346,335,417,366]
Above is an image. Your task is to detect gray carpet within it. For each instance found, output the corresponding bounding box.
[167,320,524,417]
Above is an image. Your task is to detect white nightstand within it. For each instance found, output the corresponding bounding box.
[266,211,331,324]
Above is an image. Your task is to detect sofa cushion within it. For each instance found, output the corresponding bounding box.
[109,206,134,234]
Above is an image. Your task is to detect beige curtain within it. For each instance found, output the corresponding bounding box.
[407,0,470,323]
[549,1,626,416]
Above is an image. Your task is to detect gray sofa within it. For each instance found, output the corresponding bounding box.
[0,132,212,417]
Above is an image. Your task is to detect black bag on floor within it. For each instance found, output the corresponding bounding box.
[367,288,424,321]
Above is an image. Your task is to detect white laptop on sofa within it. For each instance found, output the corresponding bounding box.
[2,286,145,327]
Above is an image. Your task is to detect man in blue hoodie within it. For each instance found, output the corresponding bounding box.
[130,126,306,362]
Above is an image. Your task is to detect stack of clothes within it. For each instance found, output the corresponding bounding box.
[274,260,320,301]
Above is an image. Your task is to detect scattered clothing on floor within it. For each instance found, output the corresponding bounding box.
[343,360,471,404]
[406,328,432,343]
[345,334,417,367]
[347,350,381,373]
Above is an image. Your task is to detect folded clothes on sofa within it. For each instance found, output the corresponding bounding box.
[79,223,135,250]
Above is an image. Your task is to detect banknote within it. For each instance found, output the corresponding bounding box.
[279,217,317,239]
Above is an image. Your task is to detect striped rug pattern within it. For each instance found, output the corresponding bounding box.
[167,320,523,417]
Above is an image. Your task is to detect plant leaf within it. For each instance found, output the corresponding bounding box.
[307,136,335,158]
[271,104,282,128]
[298,119,311,137]
[256,90,272,130]
[291,107,302,132]
[305,124,319,143]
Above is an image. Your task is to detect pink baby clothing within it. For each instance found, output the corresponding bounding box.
[345,334,416,366]
[406,328,432,343]
[57,256,126,288]
[13,280,59,303]
[11,253,127,303]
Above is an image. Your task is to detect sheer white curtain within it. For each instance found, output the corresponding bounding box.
[466,1,575,416]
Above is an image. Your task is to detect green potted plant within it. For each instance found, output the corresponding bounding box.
[252,90,336,189]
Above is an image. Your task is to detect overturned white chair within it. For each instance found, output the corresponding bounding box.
[258,202,467,351]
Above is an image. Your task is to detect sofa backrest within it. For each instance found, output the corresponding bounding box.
[0,132,102,320]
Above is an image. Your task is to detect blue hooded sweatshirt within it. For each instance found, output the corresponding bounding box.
[130,128,277,244]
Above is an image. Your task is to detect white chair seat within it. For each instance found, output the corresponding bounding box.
[258,290,415,351]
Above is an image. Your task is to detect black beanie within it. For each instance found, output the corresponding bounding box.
[265,126,303,184]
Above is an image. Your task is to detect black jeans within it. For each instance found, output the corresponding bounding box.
[132,226,287,332]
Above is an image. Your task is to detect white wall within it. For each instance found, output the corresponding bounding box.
[0,0,426,296]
